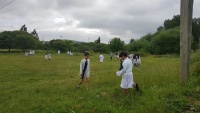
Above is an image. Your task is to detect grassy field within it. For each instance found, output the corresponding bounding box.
[0,52,199,113]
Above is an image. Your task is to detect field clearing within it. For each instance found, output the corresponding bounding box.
[0,52,191,113]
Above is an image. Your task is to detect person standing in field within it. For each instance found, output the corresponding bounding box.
[116,52,119,59]
[25,51,28,57]
[116,51,139,94]
[78,51,90,90]
[99,53,104,63]
[58,50,60,55]
[45,53,48,60]
[110,52,113,60]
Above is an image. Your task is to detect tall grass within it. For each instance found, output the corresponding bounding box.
[0,52,198,113]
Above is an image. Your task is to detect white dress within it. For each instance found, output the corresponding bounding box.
[116,57,134,89]
[129,54,133,63]
[45,54,48,60]
[99,55,104,62]
[80,59,90,78]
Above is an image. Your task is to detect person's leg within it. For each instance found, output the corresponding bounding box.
[133,83,139,91]
[86,78,90,90]
[78,78,84,87]
[122,88,130,94]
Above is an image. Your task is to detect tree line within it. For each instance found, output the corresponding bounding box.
[0,15,200,54]
[0,31,42,52]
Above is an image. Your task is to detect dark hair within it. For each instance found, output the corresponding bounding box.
[119,51,127,57]
[84,51,89,56]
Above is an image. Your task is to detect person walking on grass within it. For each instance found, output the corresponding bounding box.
[116,51,139,94]
[78,51,90,90]
[110,52,113,61]
[99,53,104,63]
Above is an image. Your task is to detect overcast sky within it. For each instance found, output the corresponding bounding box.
[0,0,200,43]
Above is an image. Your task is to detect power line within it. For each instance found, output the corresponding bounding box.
[0,0,15,9]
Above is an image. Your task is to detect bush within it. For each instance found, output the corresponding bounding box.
[191,49,200,77]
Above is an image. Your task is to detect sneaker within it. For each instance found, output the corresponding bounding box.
[135,83,139,91]
[77,84,80,88]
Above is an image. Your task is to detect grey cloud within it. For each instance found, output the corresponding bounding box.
[0,0,200,43]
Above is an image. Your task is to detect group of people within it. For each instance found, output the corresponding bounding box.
[78,51,139,94]
[24,50,35,57]
[58,50,73,56]
[129,53,141,66]
[67,51,73,56]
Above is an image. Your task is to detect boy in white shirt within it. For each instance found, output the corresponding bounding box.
[116,51,139,94]
[78,52,90,90]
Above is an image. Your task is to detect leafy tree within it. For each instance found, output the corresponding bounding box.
[0,31,15,52]
[140,33,153,42]
[164,15,180,30]
[49,39,75,52]
[127,39,151,53]
[65,40,75,51]
[94,36,101,43]
[192,18,200,50]
[0,30,41,51]
[158,15,200,50]
[50,40,67,52]
[157,26,165,32]
[93,43,109,53]
[151,27,180,54]
[109,38,125,52]
[15,34,38,51]
[129,39,135,44]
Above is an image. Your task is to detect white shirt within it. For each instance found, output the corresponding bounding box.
[80,59,90,75]
[99,54,104,62]
[129,54,133,61]
[116,57,133,76]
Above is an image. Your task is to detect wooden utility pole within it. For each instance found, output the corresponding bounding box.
[180,0,194,82]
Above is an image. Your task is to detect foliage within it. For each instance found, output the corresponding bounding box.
[92,43,108,53]
[160,15,200,50]
[192,18,200,50]
[191,49,200,76]
[15,34,38,51]
[151,27,180,54]
[127,39,151,53]
[75,42,108,53]
[49,39,74,52]
[109,38,125,52]
[0,31,40,51]
[129,39,135,44]
[164,15,180,30]
[157,26,165,32]
[0,31,15,51]
[94,36,101,43]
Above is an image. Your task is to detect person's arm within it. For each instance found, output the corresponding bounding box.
[88,59,91,72]
[80,60,83,75]
[119,61,128,75]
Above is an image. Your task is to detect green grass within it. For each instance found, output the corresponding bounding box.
[0,52,198,113]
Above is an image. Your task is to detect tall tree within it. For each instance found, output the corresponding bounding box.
[94,36,101,43]
[15,34,38,51]
[151,27,180,54]
[164,15,180,30]
[129,39,135,44]
[192,18,200,49]
[0,31,15,52]
[109,38,125,52]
